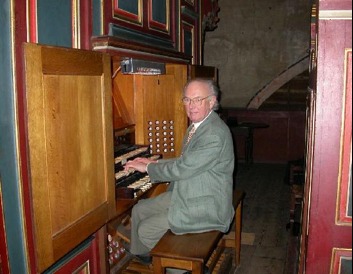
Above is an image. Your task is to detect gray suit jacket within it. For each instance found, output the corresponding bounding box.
[148,111,235,234]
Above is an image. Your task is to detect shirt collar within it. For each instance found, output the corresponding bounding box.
[192,110,213,130]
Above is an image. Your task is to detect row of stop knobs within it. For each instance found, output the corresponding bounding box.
[107,233,127,266]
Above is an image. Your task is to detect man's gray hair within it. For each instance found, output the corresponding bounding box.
[183,78,220,111]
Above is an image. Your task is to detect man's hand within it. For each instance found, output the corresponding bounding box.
[124,158,157,173]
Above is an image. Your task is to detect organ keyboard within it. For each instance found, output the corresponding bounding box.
[114,144,161,199]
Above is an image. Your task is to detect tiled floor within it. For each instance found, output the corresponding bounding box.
[230,163,297,274]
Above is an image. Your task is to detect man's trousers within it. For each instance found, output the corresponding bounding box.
[130,190,172,255]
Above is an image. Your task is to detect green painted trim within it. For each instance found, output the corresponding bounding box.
[43,238,94,273]
[181,5,199,20]
[109,24,176,50]
[92,0,103,36]
[0,0,28,273]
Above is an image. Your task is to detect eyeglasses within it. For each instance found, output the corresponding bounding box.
[181,95,212,106]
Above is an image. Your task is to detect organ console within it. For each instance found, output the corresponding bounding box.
[105,60,189,272]
[106,61,218,273]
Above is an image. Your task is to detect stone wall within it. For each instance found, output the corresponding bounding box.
[204,0,312,108]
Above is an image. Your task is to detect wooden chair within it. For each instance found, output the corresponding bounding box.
[151,190,245,274]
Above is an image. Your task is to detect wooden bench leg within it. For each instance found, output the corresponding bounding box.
[153,257,165,274]
[234,200,243,266]
[219,194,244,267]
[191,261,203,274]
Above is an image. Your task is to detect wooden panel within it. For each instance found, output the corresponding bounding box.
[24,43,115,272]
[226,109,306,163]
[182,21,194,60]
[113,0,143,25]
[190,65,217,82]
[42,75,106,232]
[111,62,187,158]
[134,64,188,158]
[149,0,169,32]
[180,3,200,64]
[298,87,317,274]
[112,73,136,129]
[336,49,352,225]
[330,249,352,274]
[304,15,352,273]
[46,234,102,274]
[92,36,190,64]
[37,0,72,47]
[182,0,196,9]
[138,75,177,157]
[105,0,178,52]
[0,177,10,274]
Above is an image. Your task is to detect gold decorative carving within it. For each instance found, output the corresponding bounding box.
[202,0,220,33]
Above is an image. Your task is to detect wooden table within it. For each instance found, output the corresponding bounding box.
[228,120,269,165]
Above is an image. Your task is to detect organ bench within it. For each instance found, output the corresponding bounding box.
[151,190,245,274]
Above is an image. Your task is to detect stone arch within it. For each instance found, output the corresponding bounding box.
[247,56,310,109]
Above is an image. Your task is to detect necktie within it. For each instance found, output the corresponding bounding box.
[186,125,196,145]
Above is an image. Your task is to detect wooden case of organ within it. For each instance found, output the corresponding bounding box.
[23,43,188,272]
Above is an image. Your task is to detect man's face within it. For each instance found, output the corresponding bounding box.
[183,82,216,123]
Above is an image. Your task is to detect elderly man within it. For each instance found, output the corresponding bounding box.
[124,79,235,270]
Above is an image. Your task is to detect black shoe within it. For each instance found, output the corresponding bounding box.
[123,246,152,266]
[135,254,152,265]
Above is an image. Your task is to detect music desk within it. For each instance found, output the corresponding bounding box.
[232,122,269,165]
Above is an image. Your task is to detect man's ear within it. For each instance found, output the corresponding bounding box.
[209,96,217,109]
